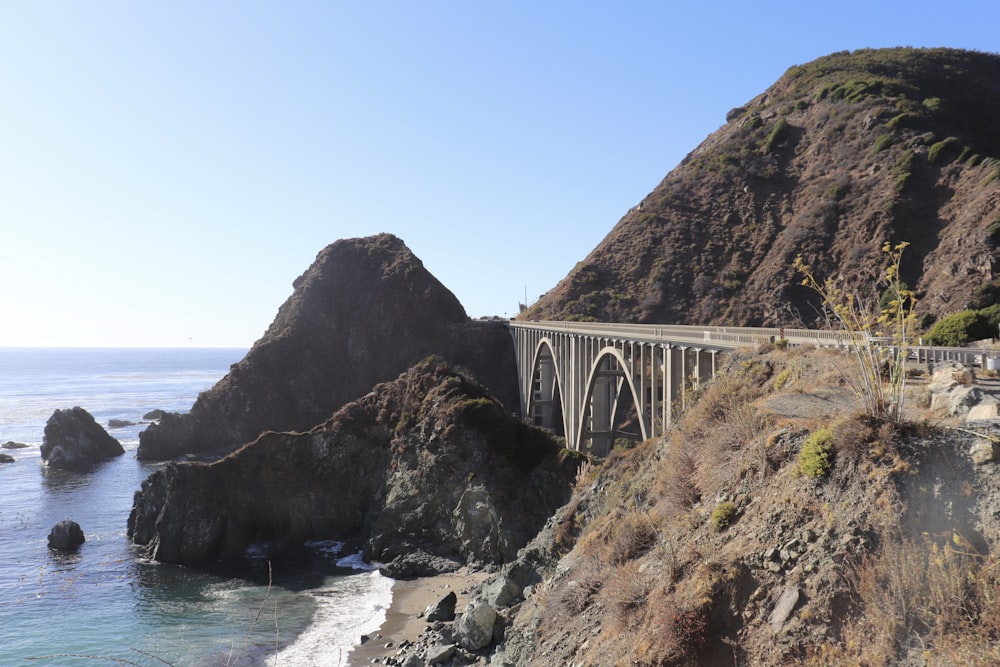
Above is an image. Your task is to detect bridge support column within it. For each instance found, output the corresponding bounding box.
[533,348,556,429]
[694,348,714,387]
[588,370,614,457]
[666,346,687,421]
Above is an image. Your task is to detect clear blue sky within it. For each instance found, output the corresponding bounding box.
[1,1,997,347]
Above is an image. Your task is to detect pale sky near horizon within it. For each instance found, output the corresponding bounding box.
[2,1,998,347]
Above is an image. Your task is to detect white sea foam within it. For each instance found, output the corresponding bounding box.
[336,550,379,571]
[274,570,393,666]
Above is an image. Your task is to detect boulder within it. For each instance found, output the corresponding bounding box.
[426,643,457,665]
[108,419,136,428]
[949,386,982,416]
[40,407,125,471]
[483,574,522,609]
[2,441,29,449]
[928,361,974,393]
[379,550,462,579]
[137,234,520,461]
[969,438,999,465]
[967,399,1000,421]
[425,591,458,623]
[142,409,167,420]
[48,520,85,550]
[128,358,580,564]
[454,599,497,651]
[0,453,14,464]
[769,586,800,632]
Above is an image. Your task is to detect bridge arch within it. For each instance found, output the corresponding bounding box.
[526,337,567,437]
[576,346,647,455]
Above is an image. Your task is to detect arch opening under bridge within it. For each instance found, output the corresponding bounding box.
[511,321,730,456]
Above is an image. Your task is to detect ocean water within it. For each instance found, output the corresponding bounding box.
[0,348,391,666]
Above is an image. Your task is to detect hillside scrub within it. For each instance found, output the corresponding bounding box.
[523,48,1000,330]
[503,346,1000,666]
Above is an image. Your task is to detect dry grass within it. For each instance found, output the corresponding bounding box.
[656,432,699,516]
[803,531,1000,666]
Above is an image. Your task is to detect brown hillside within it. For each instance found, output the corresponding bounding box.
[524,48,1000,327]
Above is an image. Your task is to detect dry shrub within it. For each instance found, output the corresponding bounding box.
[547,556,605,620]
[681,357,771,431]
[656,433,700,516]
[681,361,773,495]
[606,512,656,565]
[602,560,653,631]
[823,532,1000,665]
[634,569,714,666]
[553,497,582,552]
[832,413,898,464]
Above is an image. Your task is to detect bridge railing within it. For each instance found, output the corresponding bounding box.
[510,321,844,348]
[509,320,995,367]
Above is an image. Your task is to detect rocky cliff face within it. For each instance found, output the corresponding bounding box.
[137,233,518,460]
[524,48,1000,327]
[128,357,579,566]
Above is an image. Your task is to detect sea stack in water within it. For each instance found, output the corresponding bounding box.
[48,520,85,551]
[129,357,579,566]
[41,407,125,471]
[137,233,518,461]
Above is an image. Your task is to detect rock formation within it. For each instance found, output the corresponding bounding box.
[137,233,518,461]
[48,520,85,550]
[40,407,125,470]
[129,358,580,566]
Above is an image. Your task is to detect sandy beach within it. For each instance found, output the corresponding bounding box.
[346,568,490,666]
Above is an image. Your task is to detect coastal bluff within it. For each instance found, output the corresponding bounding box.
[128,357,580,566]
[137,233,517,461]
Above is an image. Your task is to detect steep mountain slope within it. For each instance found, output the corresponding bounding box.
[524,48,1000,327]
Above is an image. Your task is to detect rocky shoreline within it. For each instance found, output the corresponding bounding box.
[347,569,491,666]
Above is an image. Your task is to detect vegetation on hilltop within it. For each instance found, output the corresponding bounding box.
[523,48,1000,332]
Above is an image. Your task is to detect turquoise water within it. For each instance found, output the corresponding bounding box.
[0,348,391,666]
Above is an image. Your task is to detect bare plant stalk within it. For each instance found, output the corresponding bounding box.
[228,560,275,667]
[793,242,916,422]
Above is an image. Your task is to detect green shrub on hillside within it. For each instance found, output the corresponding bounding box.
[928,137,963,165]
[872,133,895,153]
[710,501,738,530]
[798,427,834,478]
[927,309,992,346]
[892,149,916,191]
[764,119,790,153]
[978,304,1000,337]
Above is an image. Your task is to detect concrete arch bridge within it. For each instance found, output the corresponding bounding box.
[508,320,985,457]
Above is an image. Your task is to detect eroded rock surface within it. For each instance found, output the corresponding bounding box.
[129,358,579,565]
[137,234,517,461]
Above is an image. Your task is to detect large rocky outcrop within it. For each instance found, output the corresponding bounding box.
[137,233,518,461]
[40,407,125,470]
[128,358,580,565]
